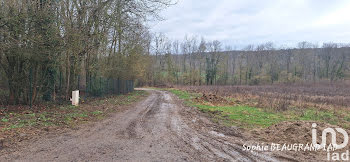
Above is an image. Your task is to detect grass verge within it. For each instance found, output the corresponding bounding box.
[0,90,148,146]
[167,89,350,129]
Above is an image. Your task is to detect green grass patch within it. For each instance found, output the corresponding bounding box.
[168,89,200,106]
[1,118,9,122]
[196,104,285,128]
[65,112,88,118]
[3,123,25,130]
[92,110,103,115]
[169,89,192,100]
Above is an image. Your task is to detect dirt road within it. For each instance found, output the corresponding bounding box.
[0,89,284,162]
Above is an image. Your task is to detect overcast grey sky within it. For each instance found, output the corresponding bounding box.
[150,0,350,48]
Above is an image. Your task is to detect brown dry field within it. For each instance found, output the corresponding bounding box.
[175,82,350,110]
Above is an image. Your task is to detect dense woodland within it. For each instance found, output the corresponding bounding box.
[0,0,173,105]
[1,0,350,106]
[146,35,350,86]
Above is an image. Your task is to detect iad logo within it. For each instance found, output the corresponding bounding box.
[312,123,348,150]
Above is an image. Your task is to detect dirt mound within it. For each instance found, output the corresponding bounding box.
[195,93,231,105]
[252,121,350,151]
[253,121,317,144]
[248,121,350,161]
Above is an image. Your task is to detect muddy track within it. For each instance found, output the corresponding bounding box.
[0,89,288,162]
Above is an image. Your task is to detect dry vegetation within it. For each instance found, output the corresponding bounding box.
[0,91,147,151]
[175,81,350,111]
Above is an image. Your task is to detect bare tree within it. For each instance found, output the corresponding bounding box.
[198,37,206,85]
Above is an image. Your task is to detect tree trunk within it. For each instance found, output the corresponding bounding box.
[66,52,71,100]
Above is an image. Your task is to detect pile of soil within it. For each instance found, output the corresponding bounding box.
[248,121,350,161]
[195,93,231,105]
[251,121,350,152]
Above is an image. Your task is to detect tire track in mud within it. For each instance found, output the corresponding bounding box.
[0,89,287,162]
[154,91,273,161]
[125,90,163,138]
